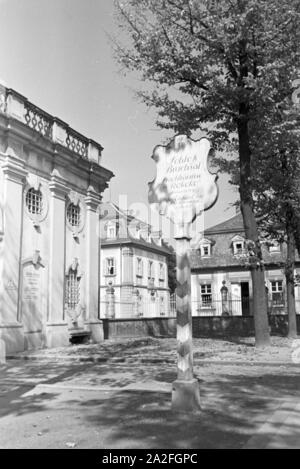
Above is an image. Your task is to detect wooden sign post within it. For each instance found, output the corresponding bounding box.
[149,135,218,412]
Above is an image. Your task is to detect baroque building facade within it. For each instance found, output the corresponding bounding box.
[190,212,300,317]
[99,203,171,318]
[0,85,113,353]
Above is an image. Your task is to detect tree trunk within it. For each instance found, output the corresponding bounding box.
[286,214,298,338]
[238,112,270,347]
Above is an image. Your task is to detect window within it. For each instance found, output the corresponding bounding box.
[106,257,116,276]
[107,222,116,239]
[201,245,211,257]
[201,284,212,307]
[26,188,43,215]
[67,203,80,227]
[65,268,80,310]
[136,258,143,277]
[271,280,284,305]
[148,261,153,279]
[159,263,165,288]
[233,241,245,255]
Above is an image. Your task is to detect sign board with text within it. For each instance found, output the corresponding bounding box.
[148,135,218,225]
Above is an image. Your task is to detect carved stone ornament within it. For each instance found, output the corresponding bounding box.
[68,190,80,206]
[65,258,83,277]
[23,250,45,268]
[148,135,218,226]
[66,303,86,324]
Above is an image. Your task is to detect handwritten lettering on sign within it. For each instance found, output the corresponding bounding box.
[148,135,218,224]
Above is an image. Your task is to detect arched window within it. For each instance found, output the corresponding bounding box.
[65,267,80,309]
[25,188,43,215]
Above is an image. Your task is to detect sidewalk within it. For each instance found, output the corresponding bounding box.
[0,337,299,449]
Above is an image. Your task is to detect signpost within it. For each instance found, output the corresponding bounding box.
[148,134,218,412]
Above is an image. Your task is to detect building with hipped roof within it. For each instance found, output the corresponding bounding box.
[190,212,300,316]
[99,202,171,318]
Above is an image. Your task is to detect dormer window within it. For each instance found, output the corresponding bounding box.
[232,235,246,256]
[234,242,244,254]
[269,242,281,253]
[201,245,211,257]
[107,221,116,239]
[198,238,212,257]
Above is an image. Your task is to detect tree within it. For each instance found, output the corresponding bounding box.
[253,104,300,339]
[113,0,300,346]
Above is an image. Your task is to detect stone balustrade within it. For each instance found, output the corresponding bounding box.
[0,85,103,164]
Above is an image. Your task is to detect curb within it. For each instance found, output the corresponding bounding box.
[5,355,299,367]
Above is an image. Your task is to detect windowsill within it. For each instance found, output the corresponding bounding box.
[104,273,116,277]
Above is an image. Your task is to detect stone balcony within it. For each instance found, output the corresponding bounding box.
[0,84,103,165]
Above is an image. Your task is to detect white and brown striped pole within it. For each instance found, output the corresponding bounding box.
[148,135,217,412]
[172,222,201,412]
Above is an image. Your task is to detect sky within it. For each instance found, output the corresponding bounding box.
[0,0,237,230]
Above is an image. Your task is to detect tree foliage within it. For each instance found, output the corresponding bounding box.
[114,0,300,143]
[113,0,300,346]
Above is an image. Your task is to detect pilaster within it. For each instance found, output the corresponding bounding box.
[84,186,103,341]
[0,155,27,352]
[46,170,69,347]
